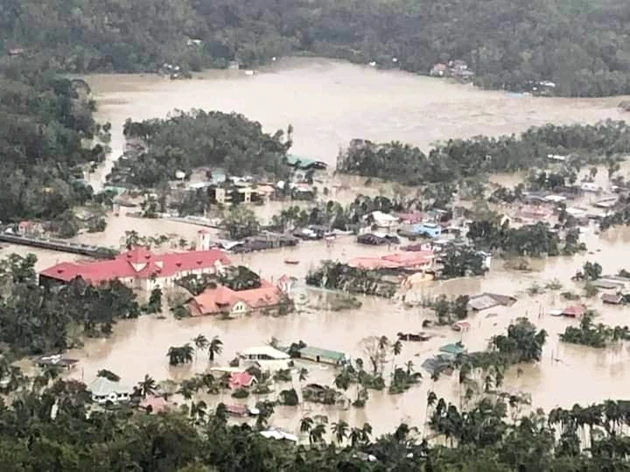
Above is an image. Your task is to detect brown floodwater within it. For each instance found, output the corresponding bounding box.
[7,58,630,436]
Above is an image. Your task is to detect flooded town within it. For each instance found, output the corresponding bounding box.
[1,57,629,443]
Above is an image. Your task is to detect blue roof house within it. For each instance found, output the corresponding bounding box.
[410,222,442,239]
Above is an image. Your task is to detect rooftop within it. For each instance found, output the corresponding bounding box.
[188,280,285,315]
[240,346,290,360]
[87,377,132,396]
[298,345,347,362]
[40,246,230,284]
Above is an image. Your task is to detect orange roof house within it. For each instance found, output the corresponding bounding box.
[187,280,288,317]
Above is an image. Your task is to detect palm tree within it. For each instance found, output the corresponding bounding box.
[361,422,373,443]
[349,427,362,447]
[192,334,209,360]
[137,374,157,398]
[167,344,194,366]
[309,423,327,445]
[332,420,349,445]
[300,416,314,435]
[208,335,223,362]
[298,367,309,382]
[190,400,207,422]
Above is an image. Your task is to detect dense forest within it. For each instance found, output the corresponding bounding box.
[0,254,139,355]
[0,55,103,222]
[111,110,292,186]
[337,121,630,186]
[2,0,630,96]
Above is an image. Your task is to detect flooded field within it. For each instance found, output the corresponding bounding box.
[6,57,630,436]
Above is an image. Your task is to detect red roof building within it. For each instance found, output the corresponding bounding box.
[562,304,586,318]
[39,246,230,291]
[187,280,287,317]
[228,372,257,389]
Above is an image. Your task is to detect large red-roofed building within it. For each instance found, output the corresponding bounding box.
[39,246,230,292]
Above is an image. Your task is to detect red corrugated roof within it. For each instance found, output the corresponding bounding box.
[229,372,256,389]
[40,247,230,284]
[562,304,586,317]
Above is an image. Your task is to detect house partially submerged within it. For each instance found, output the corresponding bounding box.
[467,293,517,312]
[186,279,290,317]
[439,343,467,357]
[293,345,348,366]
[238,346,291,370]
[348,251,435,273]
[562,304,586,318]
[35,355,78,370]
[140,396,172,414]
[366,211,399,230]
[87,377,132,404]
[602,293,623,305]
[40,240,230,292]
[228,371,258,389]
[357,233,400,246]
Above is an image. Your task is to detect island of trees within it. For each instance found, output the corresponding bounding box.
[336,121,630,186]
[111,110,293,187]
[4,0,630,96]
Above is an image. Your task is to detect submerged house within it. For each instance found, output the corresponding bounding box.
[88,377,132,404]
[467,293,517,312]
[294,345,348,366]
[238,346,291,370]
[408,222,442,239]
[39,234,230,292]
[186,279,290,317]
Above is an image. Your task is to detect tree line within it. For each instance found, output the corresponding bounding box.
[110,110,292,187]
[336,121,630,186]
[4,0,630,96]
[0,55,104,223]
[0,253,140,355]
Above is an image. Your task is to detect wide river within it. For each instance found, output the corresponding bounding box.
[8,57,630,437]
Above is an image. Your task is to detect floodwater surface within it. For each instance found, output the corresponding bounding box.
[8,58,630,436]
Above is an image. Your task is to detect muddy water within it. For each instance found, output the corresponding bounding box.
[10,58,630,436]
[85,57,627,191]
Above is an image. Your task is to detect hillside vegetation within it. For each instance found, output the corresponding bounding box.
[1,0,630,96]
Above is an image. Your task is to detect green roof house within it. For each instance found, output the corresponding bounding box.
[439,342,466,357]
[286,155,328,171]
[297,345,348,366]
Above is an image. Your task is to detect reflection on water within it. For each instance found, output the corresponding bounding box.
[10,58,630,435]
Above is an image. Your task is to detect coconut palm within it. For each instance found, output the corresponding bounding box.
[332,420,349,445]
[300,416,314,434]
[349,427,362,447]
[208,336,223,362]
[309,423,327,444]
[298,367,309,382]
[190,400,207,422]
[137,374,157,398]
[167,344,194,366]
[192,334,209,358]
